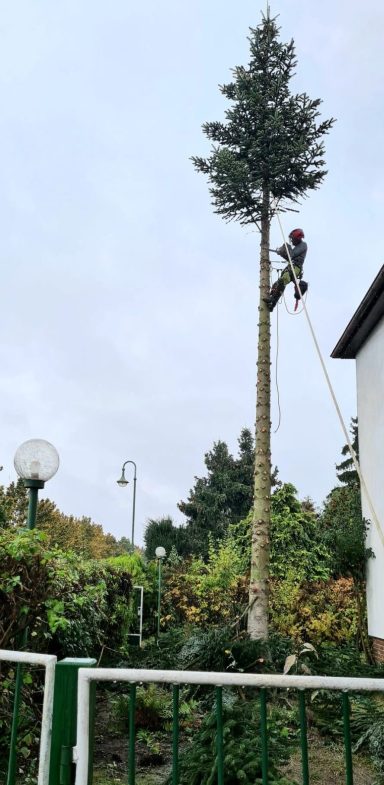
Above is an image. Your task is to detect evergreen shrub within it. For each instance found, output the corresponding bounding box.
[174,694,296,785]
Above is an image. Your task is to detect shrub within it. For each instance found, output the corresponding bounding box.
[0,529,135,776]
[0,529,135,656]
[112,684,172,732]
[52,559,133,658]
[270,484,331,582]
[162,541,248,629]
[0,529,60,649]
[270,575,359,645]
[174,694,296,785]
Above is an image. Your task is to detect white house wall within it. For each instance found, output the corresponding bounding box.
[356,316,384,638]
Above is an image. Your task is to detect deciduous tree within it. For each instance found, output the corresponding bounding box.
[0,480,118,559]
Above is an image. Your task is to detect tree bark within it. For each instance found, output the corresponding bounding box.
[248,201,271,640]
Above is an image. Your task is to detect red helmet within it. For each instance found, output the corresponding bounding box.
[289,228,304,242]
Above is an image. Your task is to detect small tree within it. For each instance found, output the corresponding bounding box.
[336,416,359,487]
[144,516,191,559]
[178,428,254,557]
[192,13,334,638]
[321,419,373,659]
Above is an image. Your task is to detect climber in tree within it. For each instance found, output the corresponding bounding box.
[264,228,307,312]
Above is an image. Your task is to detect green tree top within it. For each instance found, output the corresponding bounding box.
[336,417,359,487]
[144,516,191,560]
[192,13,335,223]
[270,483,330,581]
[178,428,255,555]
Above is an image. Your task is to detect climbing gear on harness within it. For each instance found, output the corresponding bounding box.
[265,264,304,312]
[294,280,308,298]
[293,280,308,311]
[267,232,307,312]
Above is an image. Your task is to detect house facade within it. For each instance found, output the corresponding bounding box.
[332,266,384,660]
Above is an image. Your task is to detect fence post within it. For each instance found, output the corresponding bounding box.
[48,658,96,785]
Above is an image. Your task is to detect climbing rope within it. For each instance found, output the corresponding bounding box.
[274,297,282,433]
[273,203,384,549]
[270,265,305,432]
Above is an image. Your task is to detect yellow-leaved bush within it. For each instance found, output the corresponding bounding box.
[162,537,359,645]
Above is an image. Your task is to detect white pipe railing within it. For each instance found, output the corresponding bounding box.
[0,649,57,785]
[73,666,384,785]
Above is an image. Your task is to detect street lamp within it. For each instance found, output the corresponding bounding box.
[155,546,166,640]
[8,439,59,785]
[14,438,59,529]
[116,459,137,547]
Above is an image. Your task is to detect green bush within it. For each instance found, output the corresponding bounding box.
[0,528,135,657]
[0,529,60,649]
[162,539,248,629]
[52,559,133,658]
[0,667,43,780]
[270,484,331,582]
[352,696,384,781]
[230,632,292,675]
[270,575,359,645]
[112,683,172,732]
[113,628,189,672]
[312,643,384,679]
[105,553,159,638]
[0,528,135,776]
[303,644,384,752]
[173,694,296,785]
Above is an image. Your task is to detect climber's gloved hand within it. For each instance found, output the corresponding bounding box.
[276,245,288,259]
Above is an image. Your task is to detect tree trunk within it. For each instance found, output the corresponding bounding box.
[354,579,374,664]
[248,203,271,640]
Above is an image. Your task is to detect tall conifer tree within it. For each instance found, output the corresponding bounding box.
[192,14,334,638]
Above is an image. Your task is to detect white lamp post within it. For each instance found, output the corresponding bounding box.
[14,438,59,529]
[155,546,166,639]
[7,439,59,785]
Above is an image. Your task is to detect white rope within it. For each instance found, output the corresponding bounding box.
[273,203,384,550]
[283,289,307,315]
[270,267,282,434]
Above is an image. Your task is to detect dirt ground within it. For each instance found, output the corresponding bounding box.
[93,736,376,785]
[92,695,377,785]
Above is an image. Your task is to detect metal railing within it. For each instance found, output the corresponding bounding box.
[0,649,57,785]
[73,667,384,785]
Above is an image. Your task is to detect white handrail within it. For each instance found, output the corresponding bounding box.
[0,649,57,785]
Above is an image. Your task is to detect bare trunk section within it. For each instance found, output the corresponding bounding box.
[248,204,271,640]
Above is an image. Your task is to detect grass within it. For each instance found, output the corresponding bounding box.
[283,734,374,784]
[93,763,170,785]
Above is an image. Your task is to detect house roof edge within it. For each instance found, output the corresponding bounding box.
[331,265,384,359]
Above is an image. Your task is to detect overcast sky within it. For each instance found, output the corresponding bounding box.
[0,0,382,544]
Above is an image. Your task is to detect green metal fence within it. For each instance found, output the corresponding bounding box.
[1,656,383,785]
[73,667,384,785]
